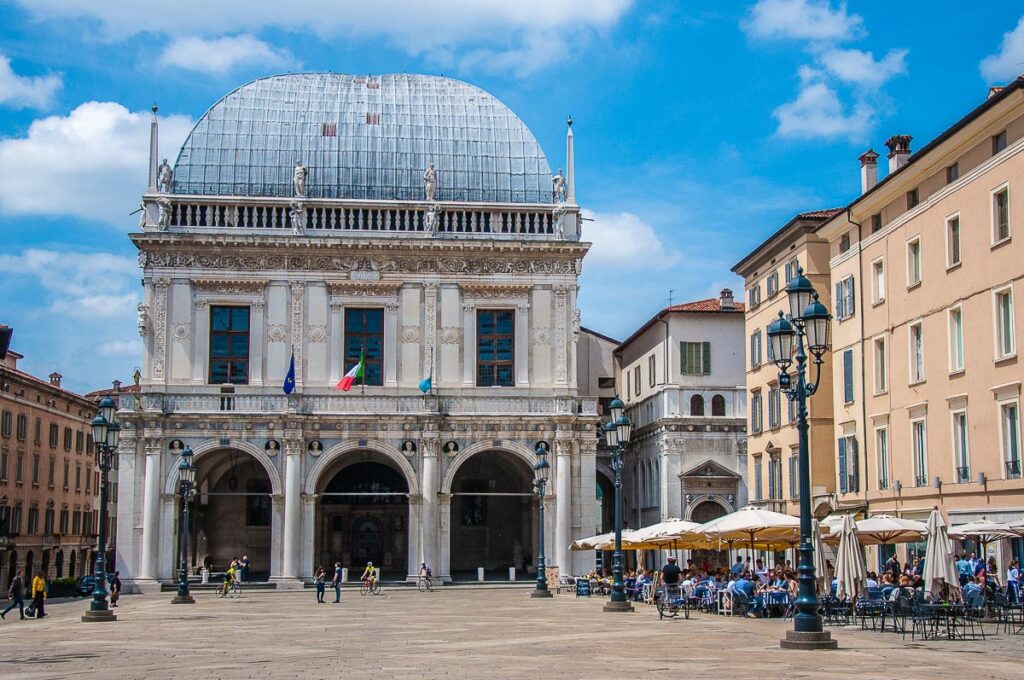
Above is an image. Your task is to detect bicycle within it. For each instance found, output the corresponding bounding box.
[417,575,435,592]
[218,581,242,599]
[359,578,382,596]
[656,584,689,620]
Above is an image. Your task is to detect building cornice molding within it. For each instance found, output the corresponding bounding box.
[326,280,402,297]
[192,278,268,296]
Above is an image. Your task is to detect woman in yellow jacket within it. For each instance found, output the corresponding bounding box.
[30,572,46,619]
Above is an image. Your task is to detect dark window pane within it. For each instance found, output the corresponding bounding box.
[211,335,229,356]
[476,309,514,387]
[344,307,384,386]
[478,365,494,385]
[210,362,228,383]
[230,335,248,356]
[232,307,250,329]
[209,306,250,384]
[496,365,513,386]
[212,308,231,331]
[495,312,513,334]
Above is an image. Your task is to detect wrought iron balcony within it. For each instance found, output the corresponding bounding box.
[1006,459,1021,479]
[956,466,971,483]
[914,474,928,487]
[878,477,889,490]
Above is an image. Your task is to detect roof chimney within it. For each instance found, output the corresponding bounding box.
[989,86,1005,99]
[112,379,122,392]
[859,148,879,194]
[720,288,735,310]
[885,135,912,174]
[49,372,62,388]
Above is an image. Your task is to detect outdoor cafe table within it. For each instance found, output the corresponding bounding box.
[918,603,975,641]
[756,590,790,617]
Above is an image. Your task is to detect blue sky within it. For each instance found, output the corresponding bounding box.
[1,0,1023,392]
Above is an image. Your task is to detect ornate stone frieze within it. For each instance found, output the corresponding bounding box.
[290,282,305,383]
[460,283,533,299]
[440,326,461,344]
[533,328,550,345]
[308,324,328,344]
[192,278,267,296]
[554,285,567,383]
[326,280,402,297]
[268,324,287,343]
[401,326,421,343]
[152,278,169,381]
[172,323,190,340]
[423,283,437,365]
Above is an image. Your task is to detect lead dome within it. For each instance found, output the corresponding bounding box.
[172,73,554,203]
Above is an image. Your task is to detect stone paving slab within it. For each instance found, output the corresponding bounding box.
[0,589,1020,679]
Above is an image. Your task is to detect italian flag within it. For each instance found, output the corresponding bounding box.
[336,352,364,392]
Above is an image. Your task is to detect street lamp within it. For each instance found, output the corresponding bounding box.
[82,396,118,623]
[172,445,196,604]
[603,396,633,612]
[531,442,553,598]
[768,268,837,650]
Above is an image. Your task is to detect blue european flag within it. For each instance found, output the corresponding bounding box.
[418,375,432,394]
[283,352,296,394]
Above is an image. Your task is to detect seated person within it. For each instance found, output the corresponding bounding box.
[733,573,759,615]
[865,571,879,589]
[963,576,983,602]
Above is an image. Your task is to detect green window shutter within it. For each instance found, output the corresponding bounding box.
[838,438,848,494]
[702,342,711,375]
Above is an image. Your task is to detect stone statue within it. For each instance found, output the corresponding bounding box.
[137,302,150,336]
[289,200,305,234]
[424,204,437,236]
[293,160,308,197]
[137,250,148,269]
[157,158,173,193]
[551,168,565,203]
[572,308,581,340]
[423,163,437,202]
[137,201,147,229]
[552,204,566,239]
[156,196,172,230]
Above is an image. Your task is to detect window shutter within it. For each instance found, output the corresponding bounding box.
[843,350,854,403]
[850,438,859,492]
[680,342,689,374]
[838,437,848,493]
[702,342,711,375]
[834,282,843,318]
[847,278,855,316]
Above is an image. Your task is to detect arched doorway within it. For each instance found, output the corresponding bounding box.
[69,550,77,579]
[449,450,535,580]
[55,550,64,578]
[689,500,729,569]
[315,454,409,579]
[192,449,273,579]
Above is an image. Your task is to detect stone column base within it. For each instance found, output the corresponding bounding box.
[81,610,117,623]
[603,600,635,612]
[530,589,553,598]
[171,594,195,604]
[270,577,306,591]
[131,579,163,595]
[779,631,838,650]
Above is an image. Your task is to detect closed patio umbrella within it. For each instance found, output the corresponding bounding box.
[812,519,830,594]
[833,514,867,600]
[922,509,961,600]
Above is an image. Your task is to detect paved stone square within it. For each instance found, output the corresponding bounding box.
[0,587,1021,679]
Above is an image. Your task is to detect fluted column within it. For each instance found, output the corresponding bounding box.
[280,437,303,581]
[438,493,452,581]
[139,437,163,582]
[555,440,572,575]
[420,438,439,572]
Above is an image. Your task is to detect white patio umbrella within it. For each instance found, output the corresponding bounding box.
[852,515,928,546]
[833,514,867,600]
[948,518,1017,558]
[811,519,830,594]
[701,505,802,561]
[922,509,962,600]
[570,532,615,551]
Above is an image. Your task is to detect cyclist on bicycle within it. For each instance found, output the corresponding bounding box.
[419,562,432,579]
[361,562,377,588]
[221,563,238,596]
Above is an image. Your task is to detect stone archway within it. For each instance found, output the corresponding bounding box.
[687,498,730,569]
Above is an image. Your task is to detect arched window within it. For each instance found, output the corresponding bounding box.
[712,394,726,417]
[690,394,705,416]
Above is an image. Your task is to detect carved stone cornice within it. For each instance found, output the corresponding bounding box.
[192,278,267,296]
[460,283,532,299]
[327,281,402,297]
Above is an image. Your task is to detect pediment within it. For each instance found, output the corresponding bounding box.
[679,458,740,479]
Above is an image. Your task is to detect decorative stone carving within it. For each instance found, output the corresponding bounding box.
[289,200,305,234]
[308,325,327,344]
[440,327,461,344]
[385,301,400,313]
[265,439,280,456]
[156,196,172,230]
[290,282,305,384]
[420,438,439,458]
[401,440,417,457]
[572,308,581,342]
[192,279,267,296]
[423,163,437,202]
[293,160,308,197]
[443,440,459,457]
[152,279,169,380]
[555,440,571,456]
[138,201,147,229]
[552,204,566,239]
[327,281,402,298]
[172,323,190,340]
[157,158,173,193]
[137,251,148,269]
[554,285,567,383]
[551,168,565,203]
[307,439,322,456]
[460,283,532,299]
[137,303,150,337]
[251,298,265,311]
[193,298,208,310]
[401,326,420,343]
[532,328,550,345]
[423,283,437,370]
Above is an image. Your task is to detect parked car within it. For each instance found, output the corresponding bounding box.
[76,573,114,597]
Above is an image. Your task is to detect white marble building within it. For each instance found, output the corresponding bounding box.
[116,74,600,590]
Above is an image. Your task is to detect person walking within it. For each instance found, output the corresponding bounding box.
[314,566,326,603]
[1,570,26,620]
[30,571,46,619]
[240,555,250,583]
[332,562,343,603]
[109,571,122,607]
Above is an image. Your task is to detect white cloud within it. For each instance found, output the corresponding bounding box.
[96,339,142,357]
[14,0,633,77]
[457,31,568,79]
[774,77,872,141]
[0,101,193,225]
[981,16,1024,83]
[580,209,682,271]
[818,47,908,88]
[0,53,62,109]
[744,0,863,43]
[160,34,296,75]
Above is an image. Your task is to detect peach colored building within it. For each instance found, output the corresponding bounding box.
[819,79,1024,569]
[0,350,103,587]
[732,210,840,518]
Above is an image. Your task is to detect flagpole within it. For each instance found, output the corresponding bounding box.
[360,342,365,396]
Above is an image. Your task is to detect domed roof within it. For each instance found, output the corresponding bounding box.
[172,73,554,203]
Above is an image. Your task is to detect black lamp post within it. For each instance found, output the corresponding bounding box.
[172,446,196,604]
[768,267,837,650]
[82,396,118,623]
[531,442,553,598]
[603,396,634,612]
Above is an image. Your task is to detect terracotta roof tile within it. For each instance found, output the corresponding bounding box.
[796,207,844,220]
[664,298,746,313]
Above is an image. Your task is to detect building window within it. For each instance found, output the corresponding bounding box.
[47,457,55,487]
[209,306,250,384]
[711,394,726,417]
[946,163,959,184]
[784,258,799,283]
[839,232,851,253]
[842,349,854,403]
[946,215,961,267]
[907,188,920,209]
[75,464,81,491]
[873,336,887,394]
[994,288,1016,359]
[789,454,799,499]
[72,511,81,535]
[948,307,964,373]
[838,435,858,493]
[62,460,69,489]
[346,307,385,387]
[633,366,640,396]
[648,355,656,388]
[766,272,779,296]
[30,455,39,485]
[48,423,58,448]
[15,415,27,441]
[33,418,40,444]
[871,213,882,233]
[680,341,710,376]
[876,427,890,490]
[768,386,782,428]
[909,322,924,383]
[993,186,1010,243]
[63,427,72,451]
[748,285,761,308]
[625,370,630,400]
[27,507,38,534]
[59,508,68,535]
[871,259,885,304]
[835,276,855,320]
[754,456,763,501]
[690,394,704,416]
[750,330,762,369]
[787,395,795,424]
[0,412,9,439]
[953,410,970,483]
[0,449,7,481]
[907,238,922,286]
[1002,401,1021,479]
[993,130,1008,155]
[44,506,54,535]
[751,392,763,434]
[912,419,928,486]
[75,431,84,453]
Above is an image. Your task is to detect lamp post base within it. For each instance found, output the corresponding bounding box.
[171,594,195,604]
[603,600,635,613]
[779,631,837,650]
[530,589,553,598]
[81,610,117,623]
